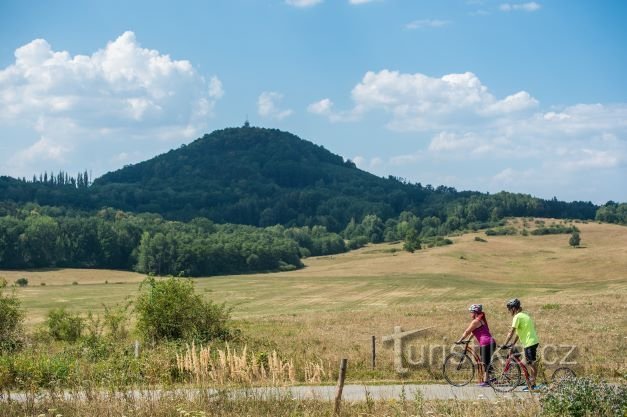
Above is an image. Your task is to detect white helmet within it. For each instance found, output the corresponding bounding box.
[468,304,483,313]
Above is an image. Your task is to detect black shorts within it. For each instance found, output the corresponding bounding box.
[524,343,539,364]
[480,341,496,370]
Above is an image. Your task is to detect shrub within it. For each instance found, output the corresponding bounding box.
[531,225,579,236]
[347,235,369,250]
[0,288,24,352]
[569,231,581,247]
[541,377,626,416]
[135,277,232,343]
[485,227,517,236]
[15,277,28,287]
[47,308,84,342]
[103,302,131,340]
[474,236,487,242]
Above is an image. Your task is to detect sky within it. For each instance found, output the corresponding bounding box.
[1,0,626,204]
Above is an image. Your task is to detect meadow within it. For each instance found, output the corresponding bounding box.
[3,218,625,381]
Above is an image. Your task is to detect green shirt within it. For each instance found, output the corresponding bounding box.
[512,312,539,348]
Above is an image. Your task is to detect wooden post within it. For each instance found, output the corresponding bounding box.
[334,358,348,416]
[371,336,376,369]
[134,340,140,358]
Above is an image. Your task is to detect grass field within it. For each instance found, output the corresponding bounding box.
[2,218,626,381]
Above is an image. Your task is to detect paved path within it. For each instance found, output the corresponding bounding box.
[1,384,532,403]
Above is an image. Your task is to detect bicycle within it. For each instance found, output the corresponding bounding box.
[442,339,491,386]
[489,344,576,392]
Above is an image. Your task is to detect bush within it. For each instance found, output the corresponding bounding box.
[541,377,626,417]
[15,277,28,287]
[531,225,579,236]
[347,236,369,250]
[0,288,24,352]
[135,277,232,343]
[569,231,581,247]
[47,308,84,342]
[474,236,487,242]
[485,227,517,236]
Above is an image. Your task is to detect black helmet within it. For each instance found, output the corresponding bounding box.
[506,298,521,310]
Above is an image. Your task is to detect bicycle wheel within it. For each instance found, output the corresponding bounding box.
[488,356,522,392]
[443,352,475,387]
[551,367,576,383]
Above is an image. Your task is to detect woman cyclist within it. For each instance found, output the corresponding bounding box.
[456,304,497,386]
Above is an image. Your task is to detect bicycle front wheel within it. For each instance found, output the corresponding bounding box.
[489,356,522,392]
[443,352,475,387]
[551,367,576,383]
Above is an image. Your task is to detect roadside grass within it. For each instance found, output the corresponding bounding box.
[1,394,539,417]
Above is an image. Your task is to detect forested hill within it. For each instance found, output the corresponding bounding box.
[1,126,598,231]
[91,126,417,227]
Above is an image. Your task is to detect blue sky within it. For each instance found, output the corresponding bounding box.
[1,0,626,203]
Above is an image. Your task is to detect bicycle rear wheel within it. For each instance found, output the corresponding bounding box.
[551,367,576,383]
[443,352,475,387]
[488,356,522,392]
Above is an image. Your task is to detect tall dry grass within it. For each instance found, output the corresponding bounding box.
[0,390,540,417]
[175,342,328,386]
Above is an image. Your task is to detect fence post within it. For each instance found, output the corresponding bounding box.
[134,340,140,358]
[371,335,376,369]
[334,358,348,415]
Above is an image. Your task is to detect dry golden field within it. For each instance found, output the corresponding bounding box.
[2,218,626,381]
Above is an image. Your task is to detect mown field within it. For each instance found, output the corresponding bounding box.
[2,218,626,382]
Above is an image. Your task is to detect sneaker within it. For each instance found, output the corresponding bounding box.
[522,385,537,391]
[477,382,490,387]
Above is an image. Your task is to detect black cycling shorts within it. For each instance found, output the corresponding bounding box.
[524,343,539,364]
[480,341,497,370]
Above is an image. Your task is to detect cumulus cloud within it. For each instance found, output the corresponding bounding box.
[405,19,451,30]
[351,155,383,170]
[310,69,626,200]
[500,2,541,12]
[307,98,334,115]
[310,70,538,130]
[0,31,223,176]
[258,92,293,120]
[285,0,323,7]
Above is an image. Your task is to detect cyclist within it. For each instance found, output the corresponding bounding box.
[455,304,496,386]
[501,298,540,390]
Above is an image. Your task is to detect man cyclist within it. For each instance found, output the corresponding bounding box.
[501,298,540,390]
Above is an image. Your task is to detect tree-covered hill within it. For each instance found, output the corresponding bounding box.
[1,126,599,231]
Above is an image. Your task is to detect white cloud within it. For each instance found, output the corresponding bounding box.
[307,98,334,115]
[405,19,451,30]
[429,131,481,152]
[311,69,626,201]
[500,2,541,12]
[352,155,383,169]
[349,0,379,4]
[285,0,323,7]
[483,91,538,114]
[313,70,538,130]
[258,91,293,120]
[0,31,223,177]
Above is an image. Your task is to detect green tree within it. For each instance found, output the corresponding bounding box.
[403,229,422,253]
[20,215,59,267]
[569,231,581,247]
[0,287,24,351]
[135,277,231,343]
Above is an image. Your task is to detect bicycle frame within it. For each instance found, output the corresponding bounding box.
[458,340,487,384]
[501,348,533,390]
